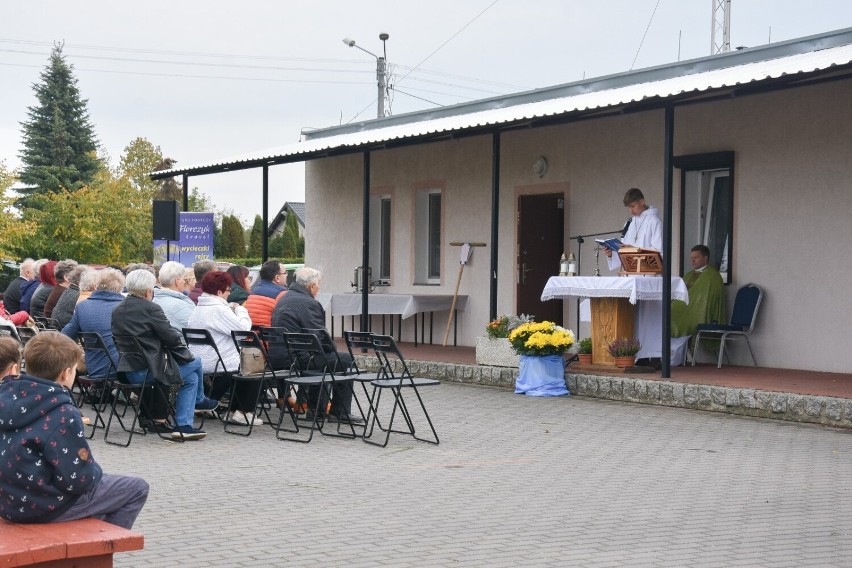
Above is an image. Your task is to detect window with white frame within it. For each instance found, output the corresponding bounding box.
[369,195,392,282]
[678,154,734,284]
[414,189,441,284]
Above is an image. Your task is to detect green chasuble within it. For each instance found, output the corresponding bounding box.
[671,266,726,338]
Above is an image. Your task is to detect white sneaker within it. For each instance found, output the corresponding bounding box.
[227,411,263,426]
[243,412,264,425]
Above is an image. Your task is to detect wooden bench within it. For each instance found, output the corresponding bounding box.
[0,517,143,567]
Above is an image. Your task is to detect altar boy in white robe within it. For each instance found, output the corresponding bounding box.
[603,188,665,367]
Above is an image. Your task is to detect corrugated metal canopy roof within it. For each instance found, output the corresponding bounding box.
[151,28,852,180]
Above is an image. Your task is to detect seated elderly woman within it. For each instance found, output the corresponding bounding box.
[111,269,218,441]
[52,264,91,329]
[62,268,124,380]
[153,261,195,331]
[44,259,79,319]
[187,271,263,426]
[29,260,58,318]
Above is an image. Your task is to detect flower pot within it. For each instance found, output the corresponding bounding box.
[514,354,569,397]
[613,355,636,368]
[576,353,593,365]
[475,336,520,368]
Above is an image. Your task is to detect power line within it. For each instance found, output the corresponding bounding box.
[397,0,500,86]
[0,61,373,85]
[390,87,441,107]
[630,0,663,70]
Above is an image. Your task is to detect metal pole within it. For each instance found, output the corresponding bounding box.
[489,132,501,321]
[262,165,269,262]
[361,152,371,332]
[662,105,675,378]
[181,174,189,211]
[377,57,386,118]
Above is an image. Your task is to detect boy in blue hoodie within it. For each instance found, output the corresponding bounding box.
[0,332,148,529]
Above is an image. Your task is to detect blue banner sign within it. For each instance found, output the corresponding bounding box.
[153,212,215,265]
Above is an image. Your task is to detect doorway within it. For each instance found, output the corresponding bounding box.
[517,192,564,324]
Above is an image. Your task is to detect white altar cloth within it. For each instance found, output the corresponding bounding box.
[316,293,468,319]
[541,276,689,305]
[541,276,689,363]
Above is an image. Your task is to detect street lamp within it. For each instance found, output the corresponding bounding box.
[342,33,390,118]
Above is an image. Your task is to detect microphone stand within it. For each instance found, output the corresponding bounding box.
[568,229,623,338]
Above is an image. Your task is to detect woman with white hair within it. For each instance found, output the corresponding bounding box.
[110,269,216,441]
[152,261,195,331]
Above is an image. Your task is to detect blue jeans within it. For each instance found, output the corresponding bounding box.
[126,357,204,427]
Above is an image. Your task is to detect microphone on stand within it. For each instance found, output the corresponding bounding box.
[620,218,632,239]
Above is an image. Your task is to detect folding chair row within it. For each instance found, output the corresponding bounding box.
[356,333,440,448]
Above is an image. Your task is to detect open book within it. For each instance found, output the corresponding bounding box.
[595,238,623,252]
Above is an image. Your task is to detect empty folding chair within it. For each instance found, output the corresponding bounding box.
[364,334,440,447]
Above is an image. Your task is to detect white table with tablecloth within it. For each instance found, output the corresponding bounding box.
[316,292,468,345]
[541,276,690,363]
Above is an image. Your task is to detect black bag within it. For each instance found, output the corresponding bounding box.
[167,346,195,365]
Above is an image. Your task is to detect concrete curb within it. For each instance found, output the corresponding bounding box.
[354,355,852,429]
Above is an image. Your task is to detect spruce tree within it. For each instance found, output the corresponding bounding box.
[18,44,101,201]
[247,215,264,258]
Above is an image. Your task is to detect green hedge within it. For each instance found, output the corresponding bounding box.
[215,257,303,267]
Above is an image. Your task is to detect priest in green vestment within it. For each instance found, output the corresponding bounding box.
[671,244,726,339]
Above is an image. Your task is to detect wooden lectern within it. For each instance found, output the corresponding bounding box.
[618,247,663,275]
[590,297,635,365]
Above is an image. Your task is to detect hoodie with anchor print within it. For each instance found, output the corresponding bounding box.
[0,374,102,523]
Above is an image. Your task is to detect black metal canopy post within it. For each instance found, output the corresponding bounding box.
[361,152,371,332]
[182,174,189,211]
[489,131,501,321]
[262,165,269,262]
[662,105,675,378]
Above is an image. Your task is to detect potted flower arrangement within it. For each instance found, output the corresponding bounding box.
[577,337,593,365]
[508,321,575,396]
[607,337,640,368]
[476,314,533,367]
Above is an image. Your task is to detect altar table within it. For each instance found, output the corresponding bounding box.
[542,276,688,365]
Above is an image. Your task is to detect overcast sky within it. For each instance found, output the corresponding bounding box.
[3,1,851,223]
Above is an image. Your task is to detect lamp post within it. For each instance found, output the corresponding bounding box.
[342,33,390,118]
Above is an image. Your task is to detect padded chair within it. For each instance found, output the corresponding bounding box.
[75,332,119,439]
[692,283,762,369]
[270,330,358,443]
[106,335,183,446]
[364,334,440,448]
[224,329,278,436]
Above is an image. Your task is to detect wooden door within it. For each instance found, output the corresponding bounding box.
[517,193,564,324]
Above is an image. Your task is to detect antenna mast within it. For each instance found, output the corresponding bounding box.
[711,0,731,54]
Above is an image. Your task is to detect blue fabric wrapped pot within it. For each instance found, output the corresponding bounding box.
[514,354,569,397]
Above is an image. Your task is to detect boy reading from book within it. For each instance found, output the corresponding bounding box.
[0,331,148,529]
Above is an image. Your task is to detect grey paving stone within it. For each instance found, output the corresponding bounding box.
[98,382,852,568]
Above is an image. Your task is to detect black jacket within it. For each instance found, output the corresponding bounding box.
[2,277,26,314]
[269,282,334,368]
[111,294,185,386]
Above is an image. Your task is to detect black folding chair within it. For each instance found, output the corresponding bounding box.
[182,328,231,419]
[34,316,60,330]
[106,335,184,446]
[75,332,118,439]
[224,330,277,436]
[15,326,37,346]
[268,330,357,443]
[365,334,440,447]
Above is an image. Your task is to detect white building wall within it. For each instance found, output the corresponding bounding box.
[305,79,852,373]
